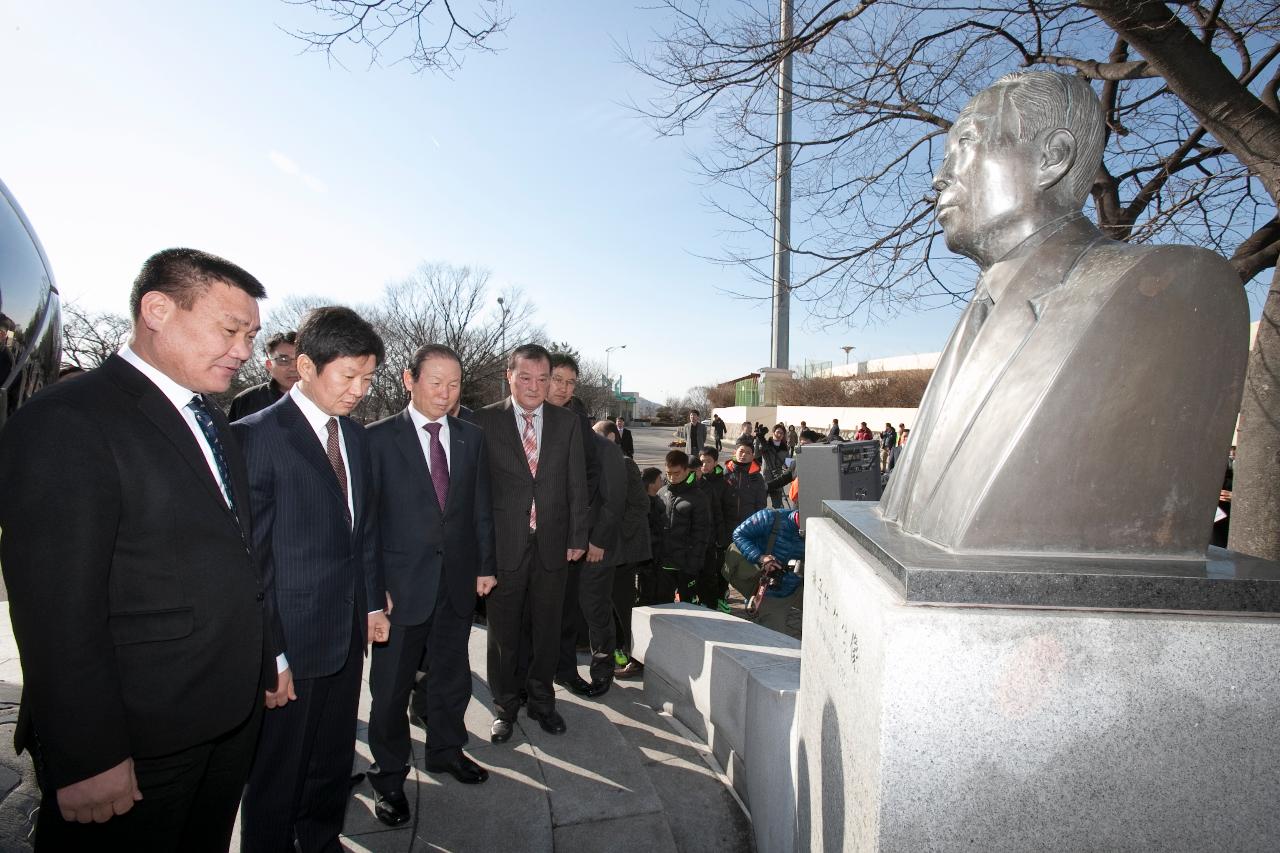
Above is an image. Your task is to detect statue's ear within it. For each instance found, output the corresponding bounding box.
[1038,128,1076,191]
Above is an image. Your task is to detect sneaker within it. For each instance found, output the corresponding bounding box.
[716,598,731,614]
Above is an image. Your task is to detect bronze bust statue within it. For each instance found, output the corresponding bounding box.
[879,71,1248,559]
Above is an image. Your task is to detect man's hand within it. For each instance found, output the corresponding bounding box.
[586,544,605,563]
[266,668,297,709]
[566,548,586,562]
[477,575,497,596]
[57,757,142,823]
[385,591,394,615]
[369,610,390,645]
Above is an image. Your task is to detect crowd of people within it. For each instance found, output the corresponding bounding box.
[0,247,920,850]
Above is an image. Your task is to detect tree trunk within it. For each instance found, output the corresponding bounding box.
[1229,260,1280,559]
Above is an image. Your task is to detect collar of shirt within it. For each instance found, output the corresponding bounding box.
[118,344,199,411]
[290,384,341,445]
[982,212,1086,304]
[408,406,451,470]
[117,345,232,508]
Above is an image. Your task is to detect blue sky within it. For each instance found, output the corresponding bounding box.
[5,1,1232,402]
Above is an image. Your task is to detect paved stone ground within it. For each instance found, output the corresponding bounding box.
[0,611,752,852]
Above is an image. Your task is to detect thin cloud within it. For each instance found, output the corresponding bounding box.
[269,150,326,193]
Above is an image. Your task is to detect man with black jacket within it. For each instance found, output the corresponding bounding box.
[724,438,769,530]
[227,330,299,421]
[698,448,737,612]
[658,450,711,604]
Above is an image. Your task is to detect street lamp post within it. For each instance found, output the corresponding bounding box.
[496,297,511,402]
[605,344,626,384]
[842,345,855,365]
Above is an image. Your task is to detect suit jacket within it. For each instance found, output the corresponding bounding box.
[880,216,1247,557]
[589,433,627,566]
[233,394,382,680]
[0,355,266,788]
[687,421,707,453]
[617,455,653,564]
[618,428,635,458]
[473,398,588,573]
[363,409,497,625]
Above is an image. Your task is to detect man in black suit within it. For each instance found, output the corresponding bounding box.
[615,416,635,458]
[0,248,270,850]
[472,344,588,742]
[687,410,707,454]
[364,344,498,826]
[228,329,299,421]
[235,307,389,852]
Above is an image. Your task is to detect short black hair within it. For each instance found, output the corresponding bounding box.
[296,306,384,373]
[615,415,626,423]
[688,409,700,417]
[700,447,719,461]
[549,352,580,376]
[508,343,551,372]
[641,467,663,486]
[409,343,462,380]
[264,330,297,355]
[594,420,619,438]
[799,429,822,443]
[130,248,267,319]
[665,449,690,468]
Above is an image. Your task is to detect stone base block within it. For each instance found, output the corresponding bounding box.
[797,518,1280,853]
[631,604,801,853]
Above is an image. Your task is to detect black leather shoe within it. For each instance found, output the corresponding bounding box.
[585,678,611,698]
[490,718,514,744]
[517,688,529,706]
[426,752,490,785]
[554,674,594,696]
[409,710,427,730]
[527,707,567,735]
[373,789,411,826]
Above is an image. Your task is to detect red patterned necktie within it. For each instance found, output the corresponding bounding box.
[522,411,539,530]
[423,422,450,511]
[326,417,352,528]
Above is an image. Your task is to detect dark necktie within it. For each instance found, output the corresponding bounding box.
[326,417,352,527]
[423,422,450,512]
[187,394,237,516]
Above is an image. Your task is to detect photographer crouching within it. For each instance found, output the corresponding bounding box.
[722,481,805,637]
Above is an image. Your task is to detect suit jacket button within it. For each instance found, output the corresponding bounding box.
[256,592,264,602]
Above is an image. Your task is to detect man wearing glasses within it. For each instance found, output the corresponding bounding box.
[228,331,300,421]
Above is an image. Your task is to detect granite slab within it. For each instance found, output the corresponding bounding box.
[824,500,1280,614]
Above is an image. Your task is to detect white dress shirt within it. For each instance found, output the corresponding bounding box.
[289,385,354,526]
[408,406,451,473]
[118,345,231,508]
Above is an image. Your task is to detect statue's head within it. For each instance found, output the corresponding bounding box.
[933,71,1105,267]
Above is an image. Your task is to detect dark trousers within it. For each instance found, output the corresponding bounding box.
[486,536,565,721]
[368,587,472,795]
[699,546,727,607]
[556,559,617,684]
[611,563,639,654]
[34,701,262,853]
[240,618,363,853]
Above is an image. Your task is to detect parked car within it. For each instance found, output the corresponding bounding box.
[0,178,62,430]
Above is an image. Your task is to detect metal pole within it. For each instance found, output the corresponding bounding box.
[770,0,793,370]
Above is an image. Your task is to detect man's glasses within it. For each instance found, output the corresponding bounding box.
[270,355,296,366]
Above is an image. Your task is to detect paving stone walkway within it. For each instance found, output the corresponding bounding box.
[0,613,752,851]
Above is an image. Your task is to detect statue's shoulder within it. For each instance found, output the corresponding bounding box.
[1075,237,1240,304]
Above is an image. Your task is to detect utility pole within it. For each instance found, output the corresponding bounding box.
[770,0,793,370]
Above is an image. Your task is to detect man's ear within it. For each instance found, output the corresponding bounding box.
[1038,128,1076,191]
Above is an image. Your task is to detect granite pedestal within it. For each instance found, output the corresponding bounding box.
[796,504,1280,853]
